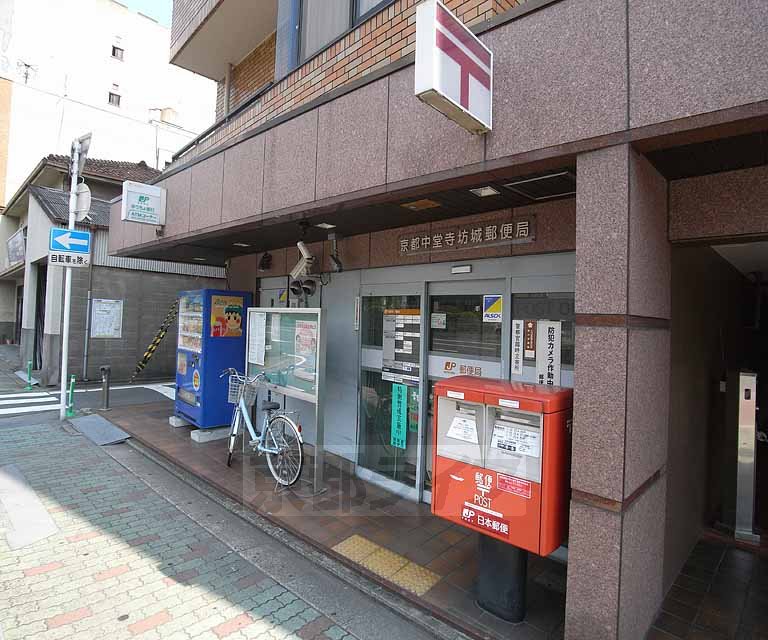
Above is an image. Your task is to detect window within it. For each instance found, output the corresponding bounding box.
[108,92,121,107]
[299,0,393,61]
[111,45,124,60]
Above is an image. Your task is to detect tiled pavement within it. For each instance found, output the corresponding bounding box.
[0,420,365,640]
[104,401,568,640]
[649,539,768,639]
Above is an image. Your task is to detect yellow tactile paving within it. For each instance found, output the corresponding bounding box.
[391,562,442,596]
[333,534,441,596]
[359,547,409,578]
[332,534,380,563]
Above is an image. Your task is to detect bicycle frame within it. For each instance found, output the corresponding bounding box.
[235,396,282,455]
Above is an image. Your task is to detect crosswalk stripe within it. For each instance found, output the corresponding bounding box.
[0,397,57,407]
[0,404,61,416]
[0,392,52,400]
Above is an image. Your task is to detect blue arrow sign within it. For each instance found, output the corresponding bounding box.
[50,229,91,254]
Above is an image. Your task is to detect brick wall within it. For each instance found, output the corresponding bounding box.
[177,0,522,165]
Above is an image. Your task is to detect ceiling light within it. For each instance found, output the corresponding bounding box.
[192,257,206,261]
[233,242,251,248]
[401,198,441,211]
[315,222,336,230]
[469,186,500,198]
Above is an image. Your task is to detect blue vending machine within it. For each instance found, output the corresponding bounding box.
[175,289,252,428]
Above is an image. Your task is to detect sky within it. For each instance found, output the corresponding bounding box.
[120,0,172,27]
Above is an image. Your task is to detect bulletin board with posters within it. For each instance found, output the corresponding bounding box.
[245,308,327,490]
[245,308,324,403]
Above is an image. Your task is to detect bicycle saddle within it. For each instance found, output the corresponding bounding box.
[261,401,281,411]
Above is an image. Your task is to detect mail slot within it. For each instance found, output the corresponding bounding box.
[432,376,573,555]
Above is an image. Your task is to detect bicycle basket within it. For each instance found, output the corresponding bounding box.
[227,375,258,406]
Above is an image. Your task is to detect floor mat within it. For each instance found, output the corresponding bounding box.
[69,414,130,445]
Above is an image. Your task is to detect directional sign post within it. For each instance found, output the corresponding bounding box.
[49,228,91,267]
[59,132,92,421]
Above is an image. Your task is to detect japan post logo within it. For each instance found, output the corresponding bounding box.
[482,295,502,323]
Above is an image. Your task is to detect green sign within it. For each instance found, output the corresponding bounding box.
[390,383,407,450]
[408,387,419,432]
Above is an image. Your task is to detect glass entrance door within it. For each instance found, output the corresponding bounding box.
[423,280,506,502]
[358,289,423,498]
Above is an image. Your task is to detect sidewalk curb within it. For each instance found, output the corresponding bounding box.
[119,437,469,640]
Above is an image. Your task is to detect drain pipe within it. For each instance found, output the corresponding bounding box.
[82,260,95,380]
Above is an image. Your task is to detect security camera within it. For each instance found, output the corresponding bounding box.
[289,241,316,280]
[297,241,313,260]
[328,233,343,273]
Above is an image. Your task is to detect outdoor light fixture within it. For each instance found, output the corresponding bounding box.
[233,242,251,248]
[315,222,336,230]
[258,251,272,271]
[193,257,206,261]
[328,233,343,273]
[469,185,500,198]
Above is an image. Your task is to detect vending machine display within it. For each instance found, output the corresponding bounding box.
[175,289,252,429]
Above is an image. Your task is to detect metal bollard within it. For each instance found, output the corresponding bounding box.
[100,365,111,411]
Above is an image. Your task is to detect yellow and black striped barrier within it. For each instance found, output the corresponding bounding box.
[130,298,179,383]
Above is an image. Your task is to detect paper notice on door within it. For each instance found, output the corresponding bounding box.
[248,312,266,366]
[491,423,540,457]
[511,319,524,376]
[431,313,447,329]
[446,415,479,444]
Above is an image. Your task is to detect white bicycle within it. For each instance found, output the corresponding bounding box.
[221,368,304,487]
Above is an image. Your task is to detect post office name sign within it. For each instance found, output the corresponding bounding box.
[399,214,535,256]
[121,181,167,226]
[415,0,493,134]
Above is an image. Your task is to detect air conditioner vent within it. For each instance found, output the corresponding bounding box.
[504,171,576,201]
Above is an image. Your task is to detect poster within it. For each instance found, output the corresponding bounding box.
[294,320,317,370]
[90,299,123,339]
[210,295,244,337]
[524,320,536,359]
[381,309,421,386]
[482,295,503,323]
[390,383,407,450]
[535,320,561,386]
[431,313,447,329]
[270,314,281,343]
[446,412,479,444]
[511,319,524,376]
[491,422,541,457]
[248,312,266,366]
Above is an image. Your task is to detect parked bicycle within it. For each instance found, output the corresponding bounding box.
[221,368,303,487]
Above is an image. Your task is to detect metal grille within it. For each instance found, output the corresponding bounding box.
[227,376,258,406]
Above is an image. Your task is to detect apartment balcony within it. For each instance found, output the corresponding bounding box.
[170,0,277,80]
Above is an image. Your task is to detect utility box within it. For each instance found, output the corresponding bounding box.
[432,376,573,555]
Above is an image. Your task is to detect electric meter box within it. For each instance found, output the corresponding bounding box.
[432,376,573,556]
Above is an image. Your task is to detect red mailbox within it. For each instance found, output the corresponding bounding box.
[432,376,573,555]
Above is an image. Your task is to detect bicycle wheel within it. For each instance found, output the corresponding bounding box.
[226,406,241,467]
[264,415,303,486]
